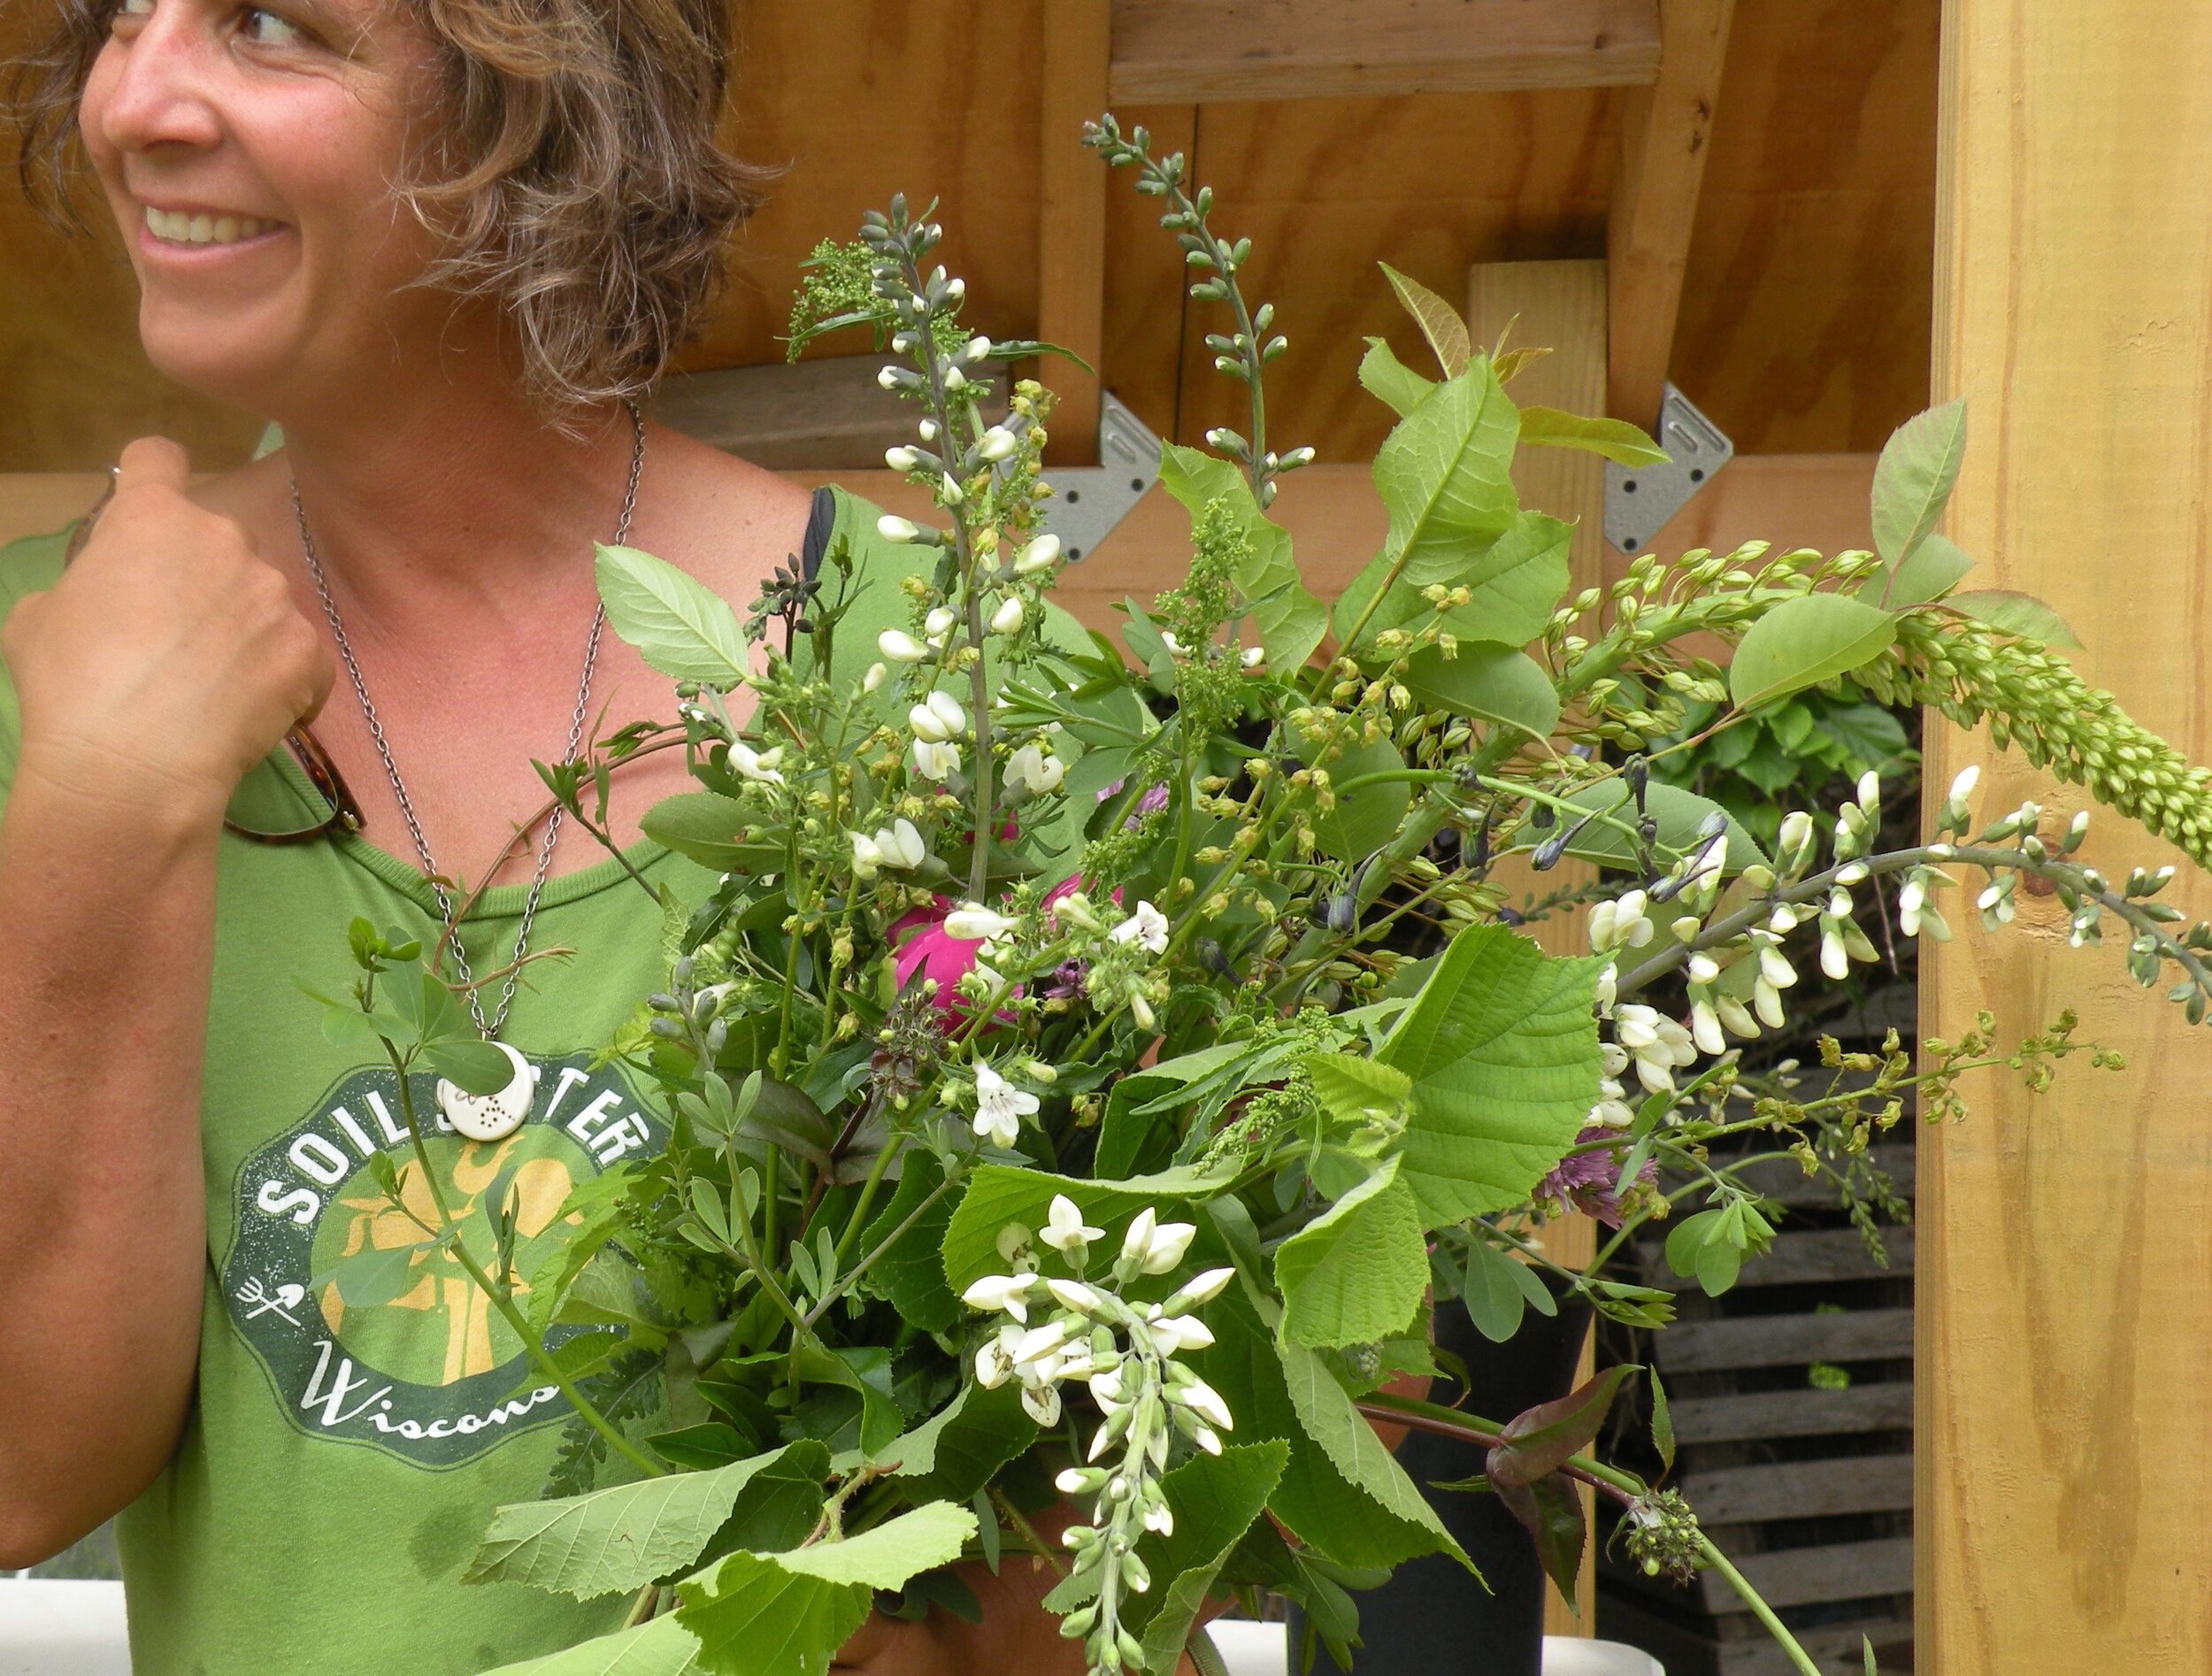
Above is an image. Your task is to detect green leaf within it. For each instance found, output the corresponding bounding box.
[1950,588,2085,649]
[642,794,785,873]
[1460,1238,1558,1344]
[1292,721,1409,862]
[1379,925,1604,1226]
[1156,442,1326,673]
[1729,594,1900,711]
[1486,1365,1639,1488]
[477,1613,703,1675]
[597,543,751,688]
[1334,509,1571,657]
[1541,779,1767,873]
[465,1442,830,1601]
[884,1380,1036,1501]
[1278,1340,1469,1568]
[1870,397,1968,567]
[422,1035,512,1095]
[1359,336,1436,419]
[1515,406,1668,466]
[1816,702,1911,773]
[795,1343,903,1458]
[939,1161,1240,1292]
[325,1241,423,1310]
[1132,1442,1290,1670]
[1273,1158,1428,1349]
[1379,262,1471,377]
[1863,528,1973,608]
[1369,358,1523,595]
[674,1503,977,1676]
[1398,644,1560,741]
[1301,1054,1412,1126]
[854,1151,960,1333]
[1650,1369,1676,1478]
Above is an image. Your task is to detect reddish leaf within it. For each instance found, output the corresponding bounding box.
[1486,1364,1639,1488]
[1492,1471,1586,1611]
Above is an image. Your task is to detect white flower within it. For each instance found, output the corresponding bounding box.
[1046,1277,1102,1315]
[1820,924,1850,980]
[850,830,882,880]
[943,365,970,393]
[1110,900,1171,955]
[1777,810,1814,859]
[1753,974,1786,1030]
[939,473,964,506]
[872,818,926,871]
[944,276,967,303]
[1159,630,1185,656]
[1147,1314,1214,1355]
[1716,993,1760,1038]
[1041,1195,1104,1257]
[1005,742,1064,797]
[726,742,785,785]
[1947,765,1979,806]
[1189,1424,1224,1456]
[1171,1376,1234,1432]
[972,1063,1039,1149]
[877,365,905,390]
[878,513,921,543]
[1615,1003,1695,1094]
[910,702,954,742]
[1758,942,1798,988]
[1119,1209,1196,1276]
[1087,1365,1127,1412]
[977,426,1018,462]
[1014,534,1062,575]
[1144,1502,1174,1536]
[918,418,939,442]
[926,690,967,736]
[1011,1318,1075,1371]
[975,1338,1014,1388]
[1856,771,1880,811]
[925,607,957,639]
[1689,996,1726,1057]
[879,628,928,664]
[962,1274,1034,1322]
[863,661,888,694]
[1241,645,1265,668]
[885,446,920,473]
[1686,953,1720,985]
[1021,1382,1063,1427]
[910,738,961,780]
[964,334,991,362]
[989,595,1025,635]
[1129,991,1156,1031]
[946,903,1018,942]
[1169,1268,1237,1311]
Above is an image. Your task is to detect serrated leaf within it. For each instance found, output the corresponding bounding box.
[883,1380,1035,1500]
[1300,1053,1412,1126]
[1278,1340,1470,1569]
[1379,262,1471,377]
[1359,335,1436,419]
[1273,1159,1428,1349]
[674,1503,977,1676]
[1379,925,1605,1226]
[597,543,751,688]
[1369,359,1523,598]
[1730,594,1900,711]
[465,1442,830,1601]
[1334,508,1571,657]
[1131,1443,1290,1670]
[477,1613,703,1675]
[1950,588,2084,650]
[1862,528,1974,609]
[1398,644,1560,741]
[1516,406,1668,466]
[1870,398,1968,567]
[642,793,784,873]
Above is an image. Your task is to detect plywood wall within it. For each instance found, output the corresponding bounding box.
[0,0,1935,474]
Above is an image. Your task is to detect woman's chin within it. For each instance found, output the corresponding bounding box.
[137,327,298,417]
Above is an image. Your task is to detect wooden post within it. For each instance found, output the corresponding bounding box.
[1465,259,1607,1636]
[1606,0,1734,429]
[1921,2,2212,1670]
[1037,0,1113,465]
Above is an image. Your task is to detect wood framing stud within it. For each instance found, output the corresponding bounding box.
[1109,0,1661,104]
[1038,0,1113,465]
[1606,0,1735,430]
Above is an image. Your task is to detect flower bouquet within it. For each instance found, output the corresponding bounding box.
[315,119,2212,1676]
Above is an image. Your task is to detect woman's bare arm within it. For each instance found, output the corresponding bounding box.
[0,441,330,1564]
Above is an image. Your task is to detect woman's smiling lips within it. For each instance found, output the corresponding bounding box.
[137,202,290,257]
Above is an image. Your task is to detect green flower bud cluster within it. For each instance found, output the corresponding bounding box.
[1878,614,2212,870]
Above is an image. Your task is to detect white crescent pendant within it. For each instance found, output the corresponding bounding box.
[436,1041,535,1142]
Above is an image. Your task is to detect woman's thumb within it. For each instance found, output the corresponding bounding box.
[113,435,193,497]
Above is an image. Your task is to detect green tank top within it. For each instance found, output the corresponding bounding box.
[0,485,925,1674]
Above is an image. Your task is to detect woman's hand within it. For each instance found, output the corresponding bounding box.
[3,437,331,824]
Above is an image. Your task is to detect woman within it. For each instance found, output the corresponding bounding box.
[0,3,1081,1670]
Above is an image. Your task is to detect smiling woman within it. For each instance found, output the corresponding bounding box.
[0,4,937,1675]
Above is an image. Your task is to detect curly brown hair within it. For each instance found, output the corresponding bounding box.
[9,0,778,417]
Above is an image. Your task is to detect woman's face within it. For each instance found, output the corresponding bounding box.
[79,0,460,415]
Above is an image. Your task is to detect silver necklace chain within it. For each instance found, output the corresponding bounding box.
[290,402,647,1040]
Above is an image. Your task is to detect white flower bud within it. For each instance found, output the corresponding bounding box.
[978,425,1018,462]
[926,689,967,735]
[945,903,1018,942]
[910,702,952,742]
[1015,533,1063,574]
[862,661,888,693]
[990,595,1025,635]
[926,606,957,637]
[1947,765,1981,806]
[964,334,991,361]
[878,514,921,543]
[884,446,920,473]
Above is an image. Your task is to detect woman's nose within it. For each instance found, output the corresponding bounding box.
[94,12,227,158]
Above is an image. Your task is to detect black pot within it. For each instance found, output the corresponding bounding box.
[1286,1281,1595,1674]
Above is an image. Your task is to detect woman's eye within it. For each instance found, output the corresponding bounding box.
[241,7,303,44]
[114,0,155,18]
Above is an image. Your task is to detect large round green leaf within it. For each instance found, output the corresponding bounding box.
[1729,593,1899,711]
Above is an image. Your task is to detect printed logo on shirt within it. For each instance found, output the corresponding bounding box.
[221,1053,658,1469]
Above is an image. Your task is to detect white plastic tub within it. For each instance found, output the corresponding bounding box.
[1205,1619,1663,1676]
[0,1580,129,1676]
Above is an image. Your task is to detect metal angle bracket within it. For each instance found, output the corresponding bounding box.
[1604,382,1735,555]
[1029,392,1164,563]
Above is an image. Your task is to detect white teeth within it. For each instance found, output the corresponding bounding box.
[143,207,277,246]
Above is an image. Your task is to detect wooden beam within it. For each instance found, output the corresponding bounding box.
[1038,0,1114,466]
[1109,0,1661,104]
[653,357,1005,471]
[1606,0,1735,428]
[1921,3,2212,1670]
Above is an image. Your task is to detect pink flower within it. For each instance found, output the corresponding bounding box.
[892,896,980,1007]
[1536,1126,1659,1228]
